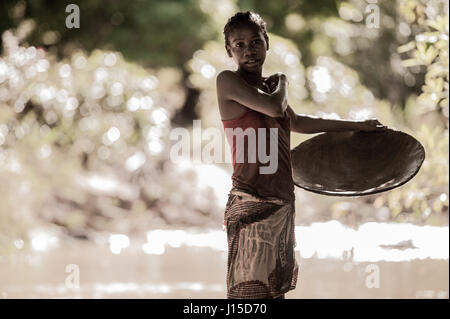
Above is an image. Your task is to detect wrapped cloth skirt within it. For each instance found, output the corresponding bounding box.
[223,188,299,299]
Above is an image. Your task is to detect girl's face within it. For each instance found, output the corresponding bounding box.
[226,23,268,73]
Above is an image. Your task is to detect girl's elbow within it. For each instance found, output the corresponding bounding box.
[291,117,308,133]
[272,107,284,118]
[266,96,285,117]
[266,102,284,118]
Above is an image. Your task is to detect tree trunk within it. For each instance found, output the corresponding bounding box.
[171,68,200,127]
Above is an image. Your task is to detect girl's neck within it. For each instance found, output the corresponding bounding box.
[236,68,263,87]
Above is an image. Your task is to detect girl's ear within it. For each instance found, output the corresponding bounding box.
[225,45,232,57]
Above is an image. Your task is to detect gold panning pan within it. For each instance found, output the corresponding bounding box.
[291,129,425,196]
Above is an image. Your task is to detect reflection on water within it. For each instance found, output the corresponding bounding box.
[109,234,130,255]
[296,221,448,261]
[29,229,59,252]
[1,221,448,299]
[139,221,448,262]
[23,221,449,260]
[30,282,225,297]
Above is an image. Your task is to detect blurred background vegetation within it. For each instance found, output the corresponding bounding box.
[0,0,448,254]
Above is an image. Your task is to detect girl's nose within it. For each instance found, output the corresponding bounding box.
[244,45,256,55]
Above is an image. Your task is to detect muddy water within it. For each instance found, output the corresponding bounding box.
[0,225,448,299]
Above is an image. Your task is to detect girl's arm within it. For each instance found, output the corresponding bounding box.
[285,105,387,134]
[263,76,387,133]
[216,71,287,118]
[270,73,289,116]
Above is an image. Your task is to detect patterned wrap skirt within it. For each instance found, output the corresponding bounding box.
[223,188,299,299]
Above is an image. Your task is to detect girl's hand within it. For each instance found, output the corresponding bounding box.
[355,119,388,132]
[263,72,287,93]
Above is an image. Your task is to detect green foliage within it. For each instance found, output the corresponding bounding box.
[373,124,448,224]
[0,28,223,253]
[397,0,449,129]
[0,0,218,68]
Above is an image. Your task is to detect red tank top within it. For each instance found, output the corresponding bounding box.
[221,108,295,202]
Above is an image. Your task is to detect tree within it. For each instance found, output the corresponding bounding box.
[0,0,219,125]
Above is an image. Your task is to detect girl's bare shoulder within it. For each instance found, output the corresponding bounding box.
[216,71,248,120]
[216,70,268,94]
[216,70,239,88]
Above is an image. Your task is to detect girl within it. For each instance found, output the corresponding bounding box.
[216,11,386,299]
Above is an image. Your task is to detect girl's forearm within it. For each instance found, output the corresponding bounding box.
[296,114,361,133]
[271,78,288,114]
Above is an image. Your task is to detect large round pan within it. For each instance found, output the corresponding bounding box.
[291,129,425,196]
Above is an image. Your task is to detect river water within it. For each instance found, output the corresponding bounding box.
[0,221,448,299]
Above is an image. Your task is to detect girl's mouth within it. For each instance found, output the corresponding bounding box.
[245,59,260,65]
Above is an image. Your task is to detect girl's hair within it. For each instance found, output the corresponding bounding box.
[223,11,269,50]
